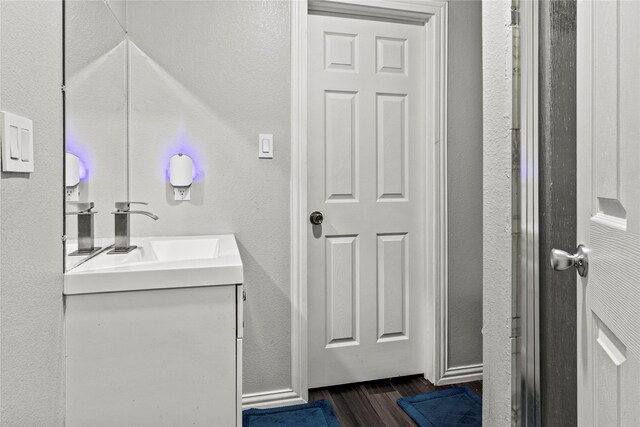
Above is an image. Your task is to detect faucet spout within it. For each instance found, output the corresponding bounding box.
[128,210,159,221]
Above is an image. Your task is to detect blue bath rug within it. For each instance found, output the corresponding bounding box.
[243,399,340,426]
[397,386,482,427]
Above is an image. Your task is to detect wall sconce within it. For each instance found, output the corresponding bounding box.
[169,153,193,201]
[66,152,81,201]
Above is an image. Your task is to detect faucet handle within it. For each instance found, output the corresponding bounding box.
[114,201,149,211]
[66,201,96,215]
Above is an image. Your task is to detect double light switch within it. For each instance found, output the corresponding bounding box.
[2,111,34,172]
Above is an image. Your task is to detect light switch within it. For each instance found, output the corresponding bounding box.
[2,111,34,172]
[20,129,31,161]
[258,134,273,159]
[9,125,19,159]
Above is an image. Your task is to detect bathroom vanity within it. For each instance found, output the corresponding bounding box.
[64,235,243,427]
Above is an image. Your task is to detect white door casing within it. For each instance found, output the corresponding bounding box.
[307,14,427,388]
[577,1,640,425]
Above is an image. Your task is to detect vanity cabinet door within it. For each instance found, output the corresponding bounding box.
[65,285,237,427]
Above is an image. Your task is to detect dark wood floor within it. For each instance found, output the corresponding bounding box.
[309,375,482,427]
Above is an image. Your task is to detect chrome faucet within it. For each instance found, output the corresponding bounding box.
[108,202,159,254]
[66,202,102,256]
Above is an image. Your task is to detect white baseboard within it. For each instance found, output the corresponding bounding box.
[437,363,483,386]
[242,365,481,410]
[242,389,307,409]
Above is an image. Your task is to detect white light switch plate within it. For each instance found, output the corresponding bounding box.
[258,134,273,159]
[2,111,34,172]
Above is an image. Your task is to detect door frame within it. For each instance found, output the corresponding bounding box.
[290,0,449,403]
[518,0,542,425]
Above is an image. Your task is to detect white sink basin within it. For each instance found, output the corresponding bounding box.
[64,234,243,295]
[150,238,220,262]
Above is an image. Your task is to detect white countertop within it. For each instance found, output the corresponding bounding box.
[64,234,243,295]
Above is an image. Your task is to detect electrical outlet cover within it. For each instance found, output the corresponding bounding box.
[174,187,191,201]
[66,186,80,201]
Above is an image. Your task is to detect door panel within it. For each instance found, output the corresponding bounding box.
[376,233,408,341]
[325,234,359,346]
[377,94,408,200]
[308,14,426,388]
[577,1,640,425]
[325,91,358,200]
[592,314,627,427]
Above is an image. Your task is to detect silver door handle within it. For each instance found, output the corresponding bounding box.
[550,244,589,277]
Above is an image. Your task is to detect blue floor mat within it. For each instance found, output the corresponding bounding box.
[397,387,482,427]
[243,399,341,426]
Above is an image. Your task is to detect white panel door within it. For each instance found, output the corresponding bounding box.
[577,1,640,425]
[307,14,426,388]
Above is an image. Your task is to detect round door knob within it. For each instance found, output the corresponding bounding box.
[550,244,589,277]
[310,211,324,225]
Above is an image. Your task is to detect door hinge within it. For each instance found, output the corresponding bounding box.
[511,7,520,26]
[61,234,67,242]
[61,85,66,93]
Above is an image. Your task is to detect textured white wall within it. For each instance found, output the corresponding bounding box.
[446,0,483,368]
[126,0,292,395]
[482,0,514,425]
[0,1,65,425]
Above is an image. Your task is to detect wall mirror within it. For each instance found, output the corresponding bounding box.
[64,0,128,270]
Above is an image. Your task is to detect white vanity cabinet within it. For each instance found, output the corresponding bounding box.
[64,235,244,427]
[65,284,243,427]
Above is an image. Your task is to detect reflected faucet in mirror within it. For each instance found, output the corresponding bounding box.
[108,202,159,254]
[66,202,102,256]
